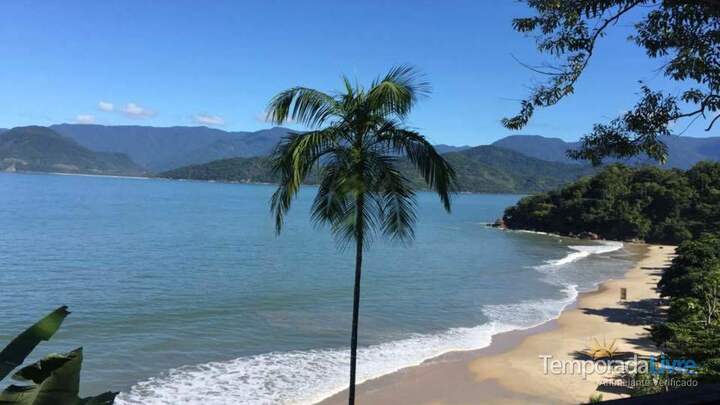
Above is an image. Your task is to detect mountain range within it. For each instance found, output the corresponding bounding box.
[50,124,292,171]
[492,135,720,170]
[2,123,719,193]
[162,146,594,193]
[0,126,143,175]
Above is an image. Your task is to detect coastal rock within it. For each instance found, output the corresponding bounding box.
[490,218,507,229]
[578,231,600,240]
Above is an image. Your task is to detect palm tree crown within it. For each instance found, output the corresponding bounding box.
[268,65,456,244]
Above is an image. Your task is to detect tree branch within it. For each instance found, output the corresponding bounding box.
[707,114,720,131]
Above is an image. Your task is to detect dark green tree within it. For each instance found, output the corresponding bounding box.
[503,162,719,244]
[266,66,456,404]
[653,235,720,381]
[504,1,720,164]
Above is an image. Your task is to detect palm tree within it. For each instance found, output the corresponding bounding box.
[267,65,456,405]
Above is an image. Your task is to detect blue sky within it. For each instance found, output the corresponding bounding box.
[0,1,712,145]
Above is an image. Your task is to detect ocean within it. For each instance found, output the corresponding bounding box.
[0,172,638,404]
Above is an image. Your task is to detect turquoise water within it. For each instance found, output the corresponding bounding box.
[0,172,638,404]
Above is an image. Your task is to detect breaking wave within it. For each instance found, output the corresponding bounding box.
[117,242,621,405]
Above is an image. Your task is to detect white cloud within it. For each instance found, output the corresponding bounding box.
[75,114,95,124]
[122,103,155,118]
[98,101,114,112]
[194,114,225,126]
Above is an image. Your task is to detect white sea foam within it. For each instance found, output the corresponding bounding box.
[536,241,623,271]
[117,286,583,405]
[117,241,621,405]
[481,284,579,328]
[116,321,520,405]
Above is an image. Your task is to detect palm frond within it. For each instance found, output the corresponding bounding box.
[270,129,339,233]
[374,128,456,211]
[310,150,392,249]
[311,154,352,227]
[266,87,338,128]
[362,152,417,242]
[367,65,430,118]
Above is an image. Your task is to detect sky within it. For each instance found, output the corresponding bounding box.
[0,0,715,146]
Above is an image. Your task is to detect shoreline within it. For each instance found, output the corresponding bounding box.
[1,170,532,195]
[317,243,674,405]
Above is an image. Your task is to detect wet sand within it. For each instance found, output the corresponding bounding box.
[317,244,675,405]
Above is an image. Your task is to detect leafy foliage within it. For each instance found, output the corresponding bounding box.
[505,0,720,164]
[652,235,720,384]
[0,307,69,381]
[267,67,454,243]
[268,66,455,241]
[160,157,281,184]
[0,307,117,404]
[588,393,603,403]
[503,162,720,243]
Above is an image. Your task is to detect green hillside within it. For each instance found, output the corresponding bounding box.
[503,162,720,244]
[160,145,592,193]
[161,156,278,183]
[440,146,594,193]
[0,126,144,176]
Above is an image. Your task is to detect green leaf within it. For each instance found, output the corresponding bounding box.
[79,392,118,405]
[0,306,70,382]
[0,348,117,405]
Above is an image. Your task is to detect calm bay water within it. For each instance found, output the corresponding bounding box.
[0,172,638,404]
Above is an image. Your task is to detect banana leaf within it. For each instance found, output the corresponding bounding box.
[0,306,70,381]
[0,348,117,405]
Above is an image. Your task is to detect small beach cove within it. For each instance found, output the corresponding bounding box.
[317,244,674,404]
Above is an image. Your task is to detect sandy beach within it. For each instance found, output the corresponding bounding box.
[318,243,675,405]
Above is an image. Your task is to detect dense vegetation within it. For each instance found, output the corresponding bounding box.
[503,162,720,244]
[652,235,720,381]
[161,145,593,193]
[0,126,143,176]
[506,1,720,165]
[160,156,280,183]
[628,235,720,394]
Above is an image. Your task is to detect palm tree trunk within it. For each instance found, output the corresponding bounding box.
[348,195,364,405]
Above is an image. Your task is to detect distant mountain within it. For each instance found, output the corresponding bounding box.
[433,144,471,154]
[161,145,592,193]
[0,126,144,175]
[492,135,580,164]
[439,146,593,193]
[51,124,293,172]
[10,122,718,183]
[492,134,720,169]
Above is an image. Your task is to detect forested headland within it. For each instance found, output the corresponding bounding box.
[502,162,720,244]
